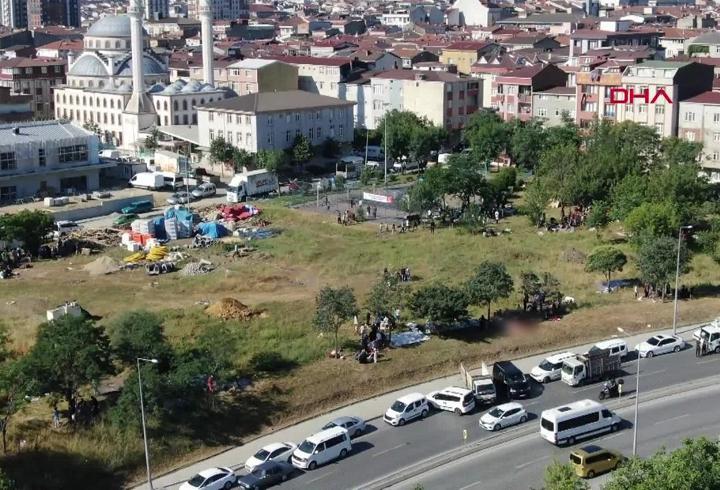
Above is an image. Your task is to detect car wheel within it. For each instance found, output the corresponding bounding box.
[308,461,317,470]
[340,448,348,458]
[493,423,501,431]
[421,409,428,419]
[454,408,462,416]
[398,418,406,426]
[543,377,551,384]
[587,470,595,478]
[673,345,680,353]
[715,346,720,354]
[646,351,654,358]
[223,482,232,490]
[520,415,527,423]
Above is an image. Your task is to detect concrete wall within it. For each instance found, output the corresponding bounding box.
[49,192,154,221]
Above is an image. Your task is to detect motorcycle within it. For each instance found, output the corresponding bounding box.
[598,379,624,400]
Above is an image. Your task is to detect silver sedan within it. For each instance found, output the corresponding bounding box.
[321,416,366,437]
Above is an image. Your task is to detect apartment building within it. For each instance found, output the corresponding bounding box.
[368,70,480,130]
[27,0,81,29]
[187,0,248,20]
[267,55,355,99]
[197,90,354,152]
[226,59,298,96]
[439,41,500,75]
[491,64,567,122]
[532,87,576,126]
[615,60,714,138]
[677,91,720,180]
[0,57,66,119]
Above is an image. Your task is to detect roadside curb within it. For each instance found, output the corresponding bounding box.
[359,373,720,489]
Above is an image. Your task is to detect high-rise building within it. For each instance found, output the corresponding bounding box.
[27,0,81,29]
[0,0,28,28]
[144,0,169,21]
[188,0,248,20]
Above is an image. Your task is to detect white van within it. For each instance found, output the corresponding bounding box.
[383,392,429,426]
[530,352,576,383]
[589,339,627,361]
[540,399,621,446]
[291,426,352,470]
[693,324,720,354]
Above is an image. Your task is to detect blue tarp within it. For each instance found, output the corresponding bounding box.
[197,221,228,239]
[151,217,166,240]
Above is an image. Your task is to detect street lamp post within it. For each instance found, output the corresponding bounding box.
[672,225,693,336]
[137,357,159,490]
[617,327,640,456]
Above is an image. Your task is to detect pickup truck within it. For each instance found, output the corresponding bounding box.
[460,362,496,405]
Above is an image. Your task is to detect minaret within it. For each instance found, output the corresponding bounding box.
[199,0,215,86]
[122,0,157,150]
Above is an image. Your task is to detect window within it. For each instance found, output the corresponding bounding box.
[655,104,665,115]
[339,124,344,137]
[245,116,251,124]
[685,112,696,122]
[537,108,547,117]
[38,148,46,167]
[638,104,646,114]
[0,186,16,202]
[58,145,87,163]
[236,132,242,144]
[686,132,696,142]
[557,412,600,432]
[625,104,633,113]
[714,133,720,142]
[182,100,188,111]
[208,112,214,122]
[713,152,720,161]
[714,113,720,123]
[209,130,215,140]
[36,87,42,96]
[286,130,291,142]
[227,133,233,144]
[0,152,16,170]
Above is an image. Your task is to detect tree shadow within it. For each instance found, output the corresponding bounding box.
[1,449,120,490]
[687,283,720,299]
[247,351,300,375]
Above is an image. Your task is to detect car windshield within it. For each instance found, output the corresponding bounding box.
[390,401,406,412]
[477,384,494,395]
[187,474,205,487]
[488,408,504,418]
[570,454,582,465]
[253,449,270,460]
[561,364,573,375]
[250,468,267,478]
[538,360,554,371]
[646,337,660,346]
[322,422,337,430]
[508,373,525,383]
[298,440,316,453]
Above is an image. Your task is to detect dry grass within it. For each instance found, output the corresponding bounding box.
[2,201,720,487]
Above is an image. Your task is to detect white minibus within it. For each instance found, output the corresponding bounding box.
[540,399,621,446]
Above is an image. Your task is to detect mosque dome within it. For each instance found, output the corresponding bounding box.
[148,83,166,94]
[86,15,147,38]
[68,55,110,77]
[115,54,166,77]
[181,79,203,93]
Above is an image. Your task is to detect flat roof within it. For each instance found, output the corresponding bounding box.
[0,120,92,144]
[198,90,354,114]
[156,125,201,146]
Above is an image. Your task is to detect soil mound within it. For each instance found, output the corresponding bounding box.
[83,256,121,275]
[206,298,261,320]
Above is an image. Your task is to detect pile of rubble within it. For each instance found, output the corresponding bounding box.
[75,228,121,247]
[205,298,261,321]
[180,259,214,276]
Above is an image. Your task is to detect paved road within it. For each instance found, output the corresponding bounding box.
[391,381,720,490]
[137,325,716,490]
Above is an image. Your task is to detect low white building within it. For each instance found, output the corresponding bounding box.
[197,90,355,153]
[0,120,105,202]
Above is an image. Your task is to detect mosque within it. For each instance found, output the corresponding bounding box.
[53,0,227,150]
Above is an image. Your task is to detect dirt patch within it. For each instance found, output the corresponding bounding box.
[82,256,121,276]
[560,247,587,264]
[205,298,263,321]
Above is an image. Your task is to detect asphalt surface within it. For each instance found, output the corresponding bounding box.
[392,381,720,490]
[239,341,720,490]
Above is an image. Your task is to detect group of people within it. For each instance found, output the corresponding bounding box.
[0,246,30,279]
[696,334,712,357]
[355,322,387,364]
[539,206,588,232]
[52,396,100,429]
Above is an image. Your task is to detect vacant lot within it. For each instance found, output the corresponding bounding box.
[2,201,719,487]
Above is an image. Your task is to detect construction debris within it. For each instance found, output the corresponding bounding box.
[74,228,121,247]
[180,259,214,276]
[205,297,261,320]
[83,256,121,275]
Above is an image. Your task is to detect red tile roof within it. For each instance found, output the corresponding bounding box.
[264,54,354,66]
[444,41,493,51]
[682,90,720,104]
[0,56,64,68]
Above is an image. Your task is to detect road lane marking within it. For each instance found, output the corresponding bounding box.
[600,432,625,441]
[655,414,690,425]
[305,471,335,484]
[372,443,407,458]
[458,481,484,490]
[515,455,550,470]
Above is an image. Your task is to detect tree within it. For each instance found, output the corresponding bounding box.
[625,201,680,240]
[585,200,611,231]
[637,235,689,299]
[232,147,254,172]
[409,284,469,324]
[108,310,172,367]
[82,121,101,136]
[376,110,438,161]
[445,153,488,212]
[604,438,720,490]
[536,143,583,213]
[256,149,288,175]
[0,469,14,490]
[23,316,113,414]
[366,273,407,319]
[489,167,517,207]
[0,210,54,255]
[321,137,340,158]
[541,461,589,490]
[508,118,546,171]
[465,261,514,319]
[585,246,627,285]
[404,166,448,212]
[610,174,649,221]
[0,328,29,454]
[313,286,358,356]
[523,179,550,226]
[143,129,160,151]
[209,136,234,167]
[291,134,313,167]
[464,109,509,165]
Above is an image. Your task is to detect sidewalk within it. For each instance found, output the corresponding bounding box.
[135,322,703,490]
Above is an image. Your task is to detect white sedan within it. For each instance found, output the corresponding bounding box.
[635,334,685,358]
[479,402,528,431]
[244,442,297,472]
[180,467,236,490]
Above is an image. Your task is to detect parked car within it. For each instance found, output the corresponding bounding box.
[321,416,366,438]
[479,402,528,431]
[179,467,236,490]
[166,191,193,205]
[635,334,685,358]
[383,392,429,426]
[120,200,153,215]
[493,361,531,399]
[113,213,138,228]
[426,386,475,415]
[53,220,81,238]
[530,352,576,384]
[192,182,217,199]
[237,461,295,489]
[569,445,625,478]
[693,324,720,353]
[245,442,297,472]
[291,426,352,470]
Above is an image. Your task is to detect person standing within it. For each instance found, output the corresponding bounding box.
[430,220,436,234]
[633,285,638,299]
[701,336,708,357]
[696,338,702,357]
[52,406,60,428]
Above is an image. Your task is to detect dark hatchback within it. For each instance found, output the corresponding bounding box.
[236,461,295,489]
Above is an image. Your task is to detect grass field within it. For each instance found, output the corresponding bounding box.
[2,199,720,488]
